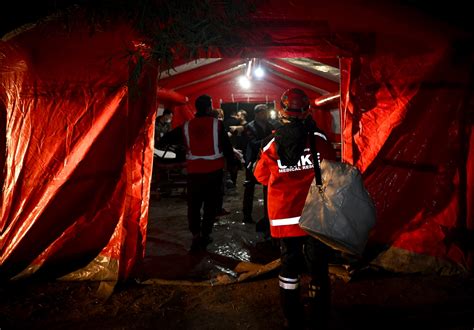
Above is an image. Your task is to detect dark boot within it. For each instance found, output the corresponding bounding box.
[242,178,255,223]
[280,284,305,329]
[200,234,213,249]
[307,282,331,330]
[189,234,202,253]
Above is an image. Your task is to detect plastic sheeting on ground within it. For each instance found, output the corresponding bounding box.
[140,186,281,285]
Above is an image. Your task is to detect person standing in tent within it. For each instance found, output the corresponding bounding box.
[154,108,173,145]
[212,108,232,217]
[224,109,247,187]
[151,108,174,193]
[242,104,274,226]
[254,88,336,329]
[161,95,237,252]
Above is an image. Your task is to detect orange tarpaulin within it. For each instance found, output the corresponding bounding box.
[0,19,156,281]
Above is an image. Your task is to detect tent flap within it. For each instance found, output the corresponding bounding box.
[0,14,156,280]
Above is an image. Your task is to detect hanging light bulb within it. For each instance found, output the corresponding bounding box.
[239,75,251,89]
[254,66,265,78]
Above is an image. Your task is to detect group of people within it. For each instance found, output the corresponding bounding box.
[219,104,276,230]
[158,88,336,329]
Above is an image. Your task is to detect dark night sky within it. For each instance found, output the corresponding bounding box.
[0,0,89,35]
[0,1,472,37]
[398,0,472,32]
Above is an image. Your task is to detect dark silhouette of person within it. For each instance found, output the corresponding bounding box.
[161,95,237,252]
[242,104,274,224]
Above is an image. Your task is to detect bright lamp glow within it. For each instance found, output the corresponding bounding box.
[254,66,265,78]
[238,76,251,89]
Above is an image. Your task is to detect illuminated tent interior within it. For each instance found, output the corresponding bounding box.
[0,0,472,283]
[157,57,341,144]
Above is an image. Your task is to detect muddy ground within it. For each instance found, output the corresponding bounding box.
[1,271,473,329]
[1,171,473,329]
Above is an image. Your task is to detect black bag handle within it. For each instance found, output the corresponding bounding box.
[308,131,323,189]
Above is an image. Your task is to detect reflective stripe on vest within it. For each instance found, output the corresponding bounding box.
[184,118,223,160]
[271,216,300,226]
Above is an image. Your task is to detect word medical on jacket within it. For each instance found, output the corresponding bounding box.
[277,150,320,173]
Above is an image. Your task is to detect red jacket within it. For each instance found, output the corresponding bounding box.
[254,131,336,238]
[183,116,225,173]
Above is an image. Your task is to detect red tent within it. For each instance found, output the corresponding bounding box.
[1,1,472,282]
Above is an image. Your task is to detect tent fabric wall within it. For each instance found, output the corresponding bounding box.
[0,15,156,281]
[340,45,473,273]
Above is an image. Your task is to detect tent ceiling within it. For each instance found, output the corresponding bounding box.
[161,58,339,83]
[282,58,340,83]
[157,57,340,103]
[160,59,222,79]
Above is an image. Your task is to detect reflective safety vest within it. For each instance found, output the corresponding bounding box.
[254,131,335,238]
[183,116,225,173]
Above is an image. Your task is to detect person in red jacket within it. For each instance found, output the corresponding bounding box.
[254,88,336,329]
[161,95,237,252]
